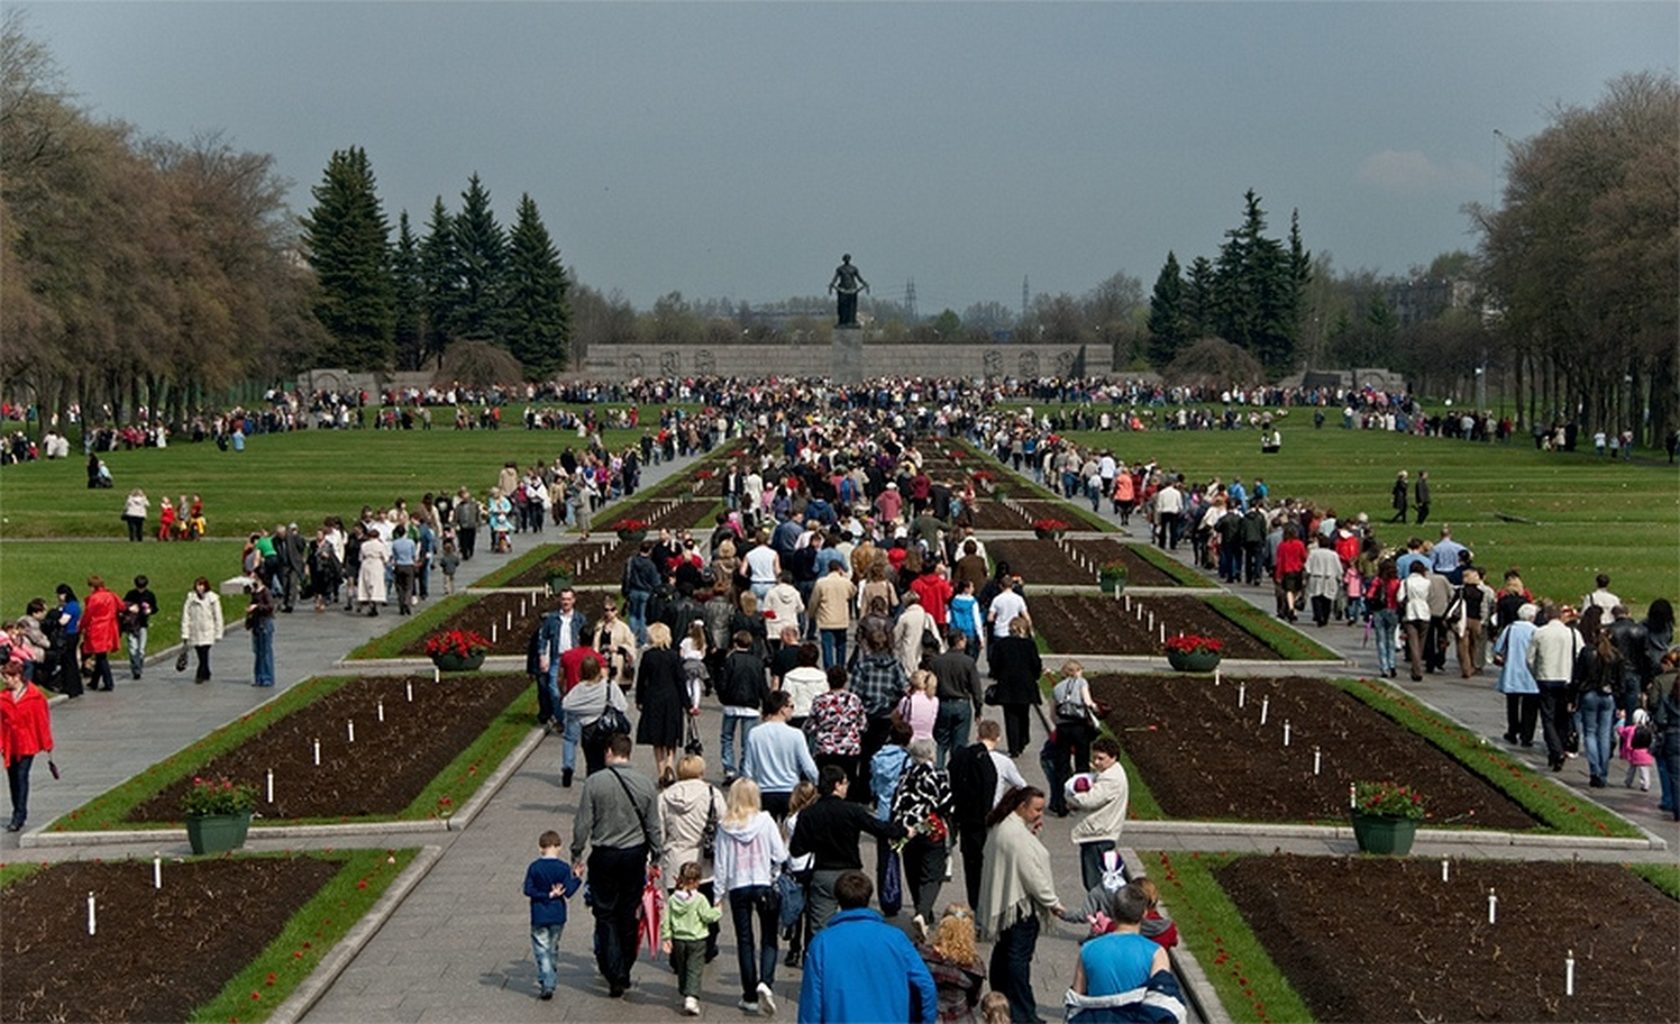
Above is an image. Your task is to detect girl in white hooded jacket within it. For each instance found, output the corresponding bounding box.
[713,778,788,1015]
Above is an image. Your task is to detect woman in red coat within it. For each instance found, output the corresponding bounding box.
[80,575,121,693]
[1,662,54,831]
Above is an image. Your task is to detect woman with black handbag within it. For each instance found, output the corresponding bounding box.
[571,655,631,777]
[657,753,725,962]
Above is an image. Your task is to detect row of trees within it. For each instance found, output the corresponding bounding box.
[1146,191,1312,376]
[1,12,324,427]
[302,153,572,378]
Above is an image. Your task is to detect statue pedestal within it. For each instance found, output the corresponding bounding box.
[832,325,864,383]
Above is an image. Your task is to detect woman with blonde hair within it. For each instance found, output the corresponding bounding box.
[919,904,987,1022]
[713,777,789,1014]
[897,669,940,742]
[658,754,726,962]
[635,622,689,779]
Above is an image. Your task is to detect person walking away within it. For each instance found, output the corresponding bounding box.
[357,530,389,616]
[452,488,480,560]
[522,829,582,1001]
[1414,470,1432,526]
[1655,670,1680,821]
[1,662,54,832]
[788,766,907,933]
[122,488,149,542]
[1369,559,1401,678]
[1456,568,1496,677]
[571,733,663,999]
[987,618,1043,758]
[743,690,819,820]
[245,577,276,687]
[1571,607,1621,788]
[180,577,224,684]
[807,667,866,787]
[634,622,688,781]
[569,655,630,778]
[948,720,1025,910]
[891,738,955,938]
[1066,736,1130,891]
[796,869,938,1024]
[1389,470,1409,523]
[658,754,726,961]
[930,632,982,767]
[1493,602,1541,745]
[719,630,770,783]
[1048,661,1098,816]
[848,626,909,800]
[1304,536,1342,628]
[1400,562,1432,681]
[807,561,856,670]
[714,777,789,1015]
[389,528,418,616]
[978,786,1066,1024]
[1617,708,1656,792]
[80,576,121,693]
[663,861,724,1017]
[121,575,158,680]
[1527,602,1582,771]
[1273,526,1307,624]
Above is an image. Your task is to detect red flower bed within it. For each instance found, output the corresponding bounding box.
[1031,517,1070,533]
[423,629,490,659]
[612,518,649,533]
[1164,634,1223,655]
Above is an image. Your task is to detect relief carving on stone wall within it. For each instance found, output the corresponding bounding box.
[1018,351,1039,376]
[659,350,680,375]
[694,349,716,374]
[983,350,1002,376]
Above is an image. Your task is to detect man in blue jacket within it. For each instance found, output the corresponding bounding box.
[798,870,937,1024]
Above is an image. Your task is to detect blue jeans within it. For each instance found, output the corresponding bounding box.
[729,885,780,1002]
[540,668,562,724]
[820,628,847,670]
[251,618,275,686]
[626,590,651,645]
[1372,610,1398,675]
[530,922,564,994]
[720,713,757,776]
[1578,690,1616,781]
[933,699,973,768]
[127,627,147,677]
[561,710,584,772]
[7,754,33,827]
[989,915,1040,1024]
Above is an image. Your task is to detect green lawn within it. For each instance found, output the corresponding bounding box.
[1019,426,1679,613]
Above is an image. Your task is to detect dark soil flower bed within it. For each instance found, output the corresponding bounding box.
[1215,854,1678,1023]
[966,501,1036,530]
[502,539,629,587]
[399,591,611,657]
[607,497,718,533]
[124,674,530,822]
[1079,539,1187,587]
[1089,674,1536,829]
[1033,595,1279,659]
[988,539,1096,584]
[1,856,339,1023]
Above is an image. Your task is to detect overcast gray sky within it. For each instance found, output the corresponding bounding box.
[23,1,1678,314]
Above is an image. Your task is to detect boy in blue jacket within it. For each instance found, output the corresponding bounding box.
[798,870,937,1023]
[522,829,582,1000]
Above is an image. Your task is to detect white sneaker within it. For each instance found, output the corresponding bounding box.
[757,982,777,1015]
[912,914,928,944]
[683,996,700,1016]
[737,998,760,1014]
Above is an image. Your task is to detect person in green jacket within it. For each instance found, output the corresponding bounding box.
[662,861,723,1016]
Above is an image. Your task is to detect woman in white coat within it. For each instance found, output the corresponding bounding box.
[1303,534,1345,628]
[358,532,390,615]
[180,576,225,684]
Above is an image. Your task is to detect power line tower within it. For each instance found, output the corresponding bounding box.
[1021,276,1030,320]
[905,277,918,321]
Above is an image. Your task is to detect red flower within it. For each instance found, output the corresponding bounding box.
[1164,634,1223,655]
[424,629,491,658]
[1031,518,1070,532]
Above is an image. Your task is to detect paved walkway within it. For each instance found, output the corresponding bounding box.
[14,438,1675,1024]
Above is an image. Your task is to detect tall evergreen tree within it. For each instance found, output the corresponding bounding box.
[1287,208,1313,355]
[1212,190,1295,375]
[502,193,571,378]
[1146,251,1187,368]
[391,210,422,370]
[419,197,460,369]
[298,146,394,369]
[1183,255,1215,341]
[451,173,506,343]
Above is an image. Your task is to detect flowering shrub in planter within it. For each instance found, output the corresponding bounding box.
[1164,634,1222,672]
[1032,517,1070,539]
[1352,780,1426,820]
[613,518,650,541]
[181,776,258,817]
[424,629,491,660]
[1164,635,1223,656]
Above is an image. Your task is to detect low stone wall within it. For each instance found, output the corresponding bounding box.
[582,341,1109,380]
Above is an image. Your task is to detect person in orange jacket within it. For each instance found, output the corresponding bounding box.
[2,661,55,831]
[80,575,122,692]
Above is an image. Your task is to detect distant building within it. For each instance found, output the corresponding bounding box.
[1386,277,1476,327]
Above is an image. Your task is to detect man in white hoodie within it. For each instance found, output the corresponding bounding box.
[1065,735,1130,891]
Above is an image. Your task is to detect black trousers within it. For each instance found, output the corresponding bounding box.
[458,526,477,559]
[856,716,893,804]
[1538,682,1572,767]
[959,822,986,910]
[587,843,649,989]
[1001,703,1032,757]
[1505,693,1539,743]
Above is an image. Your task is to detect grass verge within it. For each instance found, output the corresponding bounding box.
[1627,862,1680,900]
[1142,849,1313,1024]
[1330,676,1645,839]
[0,861,47,888]
[50,675,533,830]
[344,594,478,660]
[190,848,419,1023]
[1203,595,1341,661]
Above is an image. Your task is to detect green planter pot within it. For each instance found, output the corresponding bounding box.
[1351,812,1419,855]
[431,651,487,672]
[1099,573,1128,595]
[546,574,575,595]
[617,529,647,545]
[185,810,252,855]
[1034,528,1065,541]
[1166,648,1222,672]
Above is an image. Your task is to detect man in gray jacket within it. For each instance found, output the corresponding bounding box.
[572,734,663,998]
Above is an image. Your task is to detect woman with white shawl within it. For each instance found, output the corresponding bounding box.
[977,785,1065,1023]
